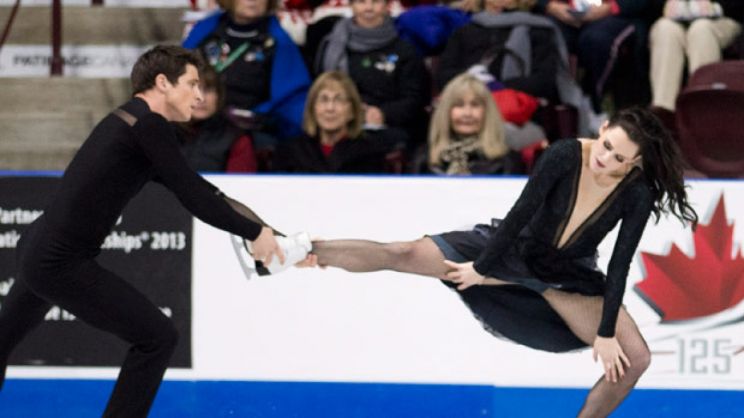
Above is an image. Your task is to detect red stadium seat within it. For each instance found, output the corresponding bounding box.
[675,86,744,178]
[686,60,744,91]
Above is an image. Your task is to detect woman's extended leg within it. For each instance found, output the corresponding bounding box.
[541,289,651,418]
[312,237,450,279]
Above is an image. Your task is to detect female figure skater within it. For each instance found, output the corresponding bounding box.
[303,107,697,417]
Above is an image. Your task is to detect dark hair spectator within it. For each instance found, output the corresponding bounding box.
[315,0,431,146]
[177,66,257,173]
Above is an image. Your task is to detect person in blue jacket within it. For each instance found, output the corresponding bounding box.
[183,0,311,143]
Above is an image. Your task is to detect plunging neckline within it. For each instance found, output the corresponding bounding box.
[553,140,639,250]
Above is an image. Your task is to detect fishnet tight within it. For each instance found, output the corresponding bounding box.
[312,238,448,278]
[312,238,651,418]
[542,289,651,418]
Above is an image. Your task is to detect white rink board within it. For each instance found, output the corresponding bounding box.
[191,175,744,389]
[9,175,744,391]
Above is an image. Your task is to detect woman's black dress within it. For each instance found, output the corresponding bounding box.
[431,139,654,352]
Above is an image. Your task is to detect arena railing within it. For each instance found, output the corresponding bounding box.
[0,0,21,60]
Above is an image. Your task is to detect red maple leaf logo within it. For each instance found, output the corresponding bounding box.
[634,194,744,321]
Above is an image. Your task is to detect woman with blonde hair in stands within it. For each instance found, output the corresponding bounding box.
[428,73,526,175]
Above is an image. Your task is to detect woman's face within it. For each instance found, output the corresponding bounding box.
[314,82,353,134]
[449,90,486,137]
[351,0,387,29]
[589,124,641,176]
[191,86,218,121]
[232,0,269,23]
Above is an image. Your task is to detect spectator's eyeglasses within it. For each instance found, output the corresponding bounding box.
[317,95,350,107]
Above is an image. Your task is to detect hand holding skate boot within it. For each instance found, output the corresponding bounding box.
[232,231,312,278]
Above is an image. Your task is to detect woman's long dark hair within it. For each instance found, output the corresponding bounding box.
[608,107,698,227]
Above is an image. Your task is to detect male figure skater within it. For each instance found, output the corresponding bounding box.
[0,45,307,417]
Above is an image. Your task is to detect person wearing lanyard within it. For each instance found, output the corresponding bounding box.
[183,0,311,143]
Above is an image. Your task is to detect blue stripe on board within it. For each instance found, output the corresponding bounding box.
[0,379,742,418]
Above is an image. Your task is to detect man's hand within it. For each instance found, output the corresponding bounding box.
[251,227,285,266]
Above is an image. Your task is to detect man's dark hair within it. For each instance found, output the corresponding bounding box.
[131,45,204,95]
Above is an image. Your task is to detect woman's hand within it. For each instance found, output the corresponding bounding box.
[295,254,325,268]
[546,1,581,27]
[593,335,631,383]
[581,4,613,23]
[443,260,485,290]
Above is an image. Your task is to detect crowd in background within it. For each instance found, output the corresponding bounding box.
[176,0,744,176]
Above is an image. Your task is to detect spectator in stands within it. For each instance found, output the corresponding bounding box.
[183,0,311,143]
[428,74,526,175]
[436,0,561,103]
[315,0,430,145]
[649,0,743,112]
[435,0,599,137]
[177,66,257,172]
[534,0,661,112]
[273,71,405,173]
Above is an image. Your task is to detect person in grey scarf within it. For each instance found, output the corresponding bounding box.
[315,0,430,144]
[437,0,593,135]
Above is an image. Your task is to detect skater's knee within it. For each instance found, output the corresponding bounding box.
[384,241,420,266]
[0,359,6,391]
[385,241,415,257]
[631,346,651,375]
[139,319,179,355]
[158,321,180,352]
[621,345,651,382]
